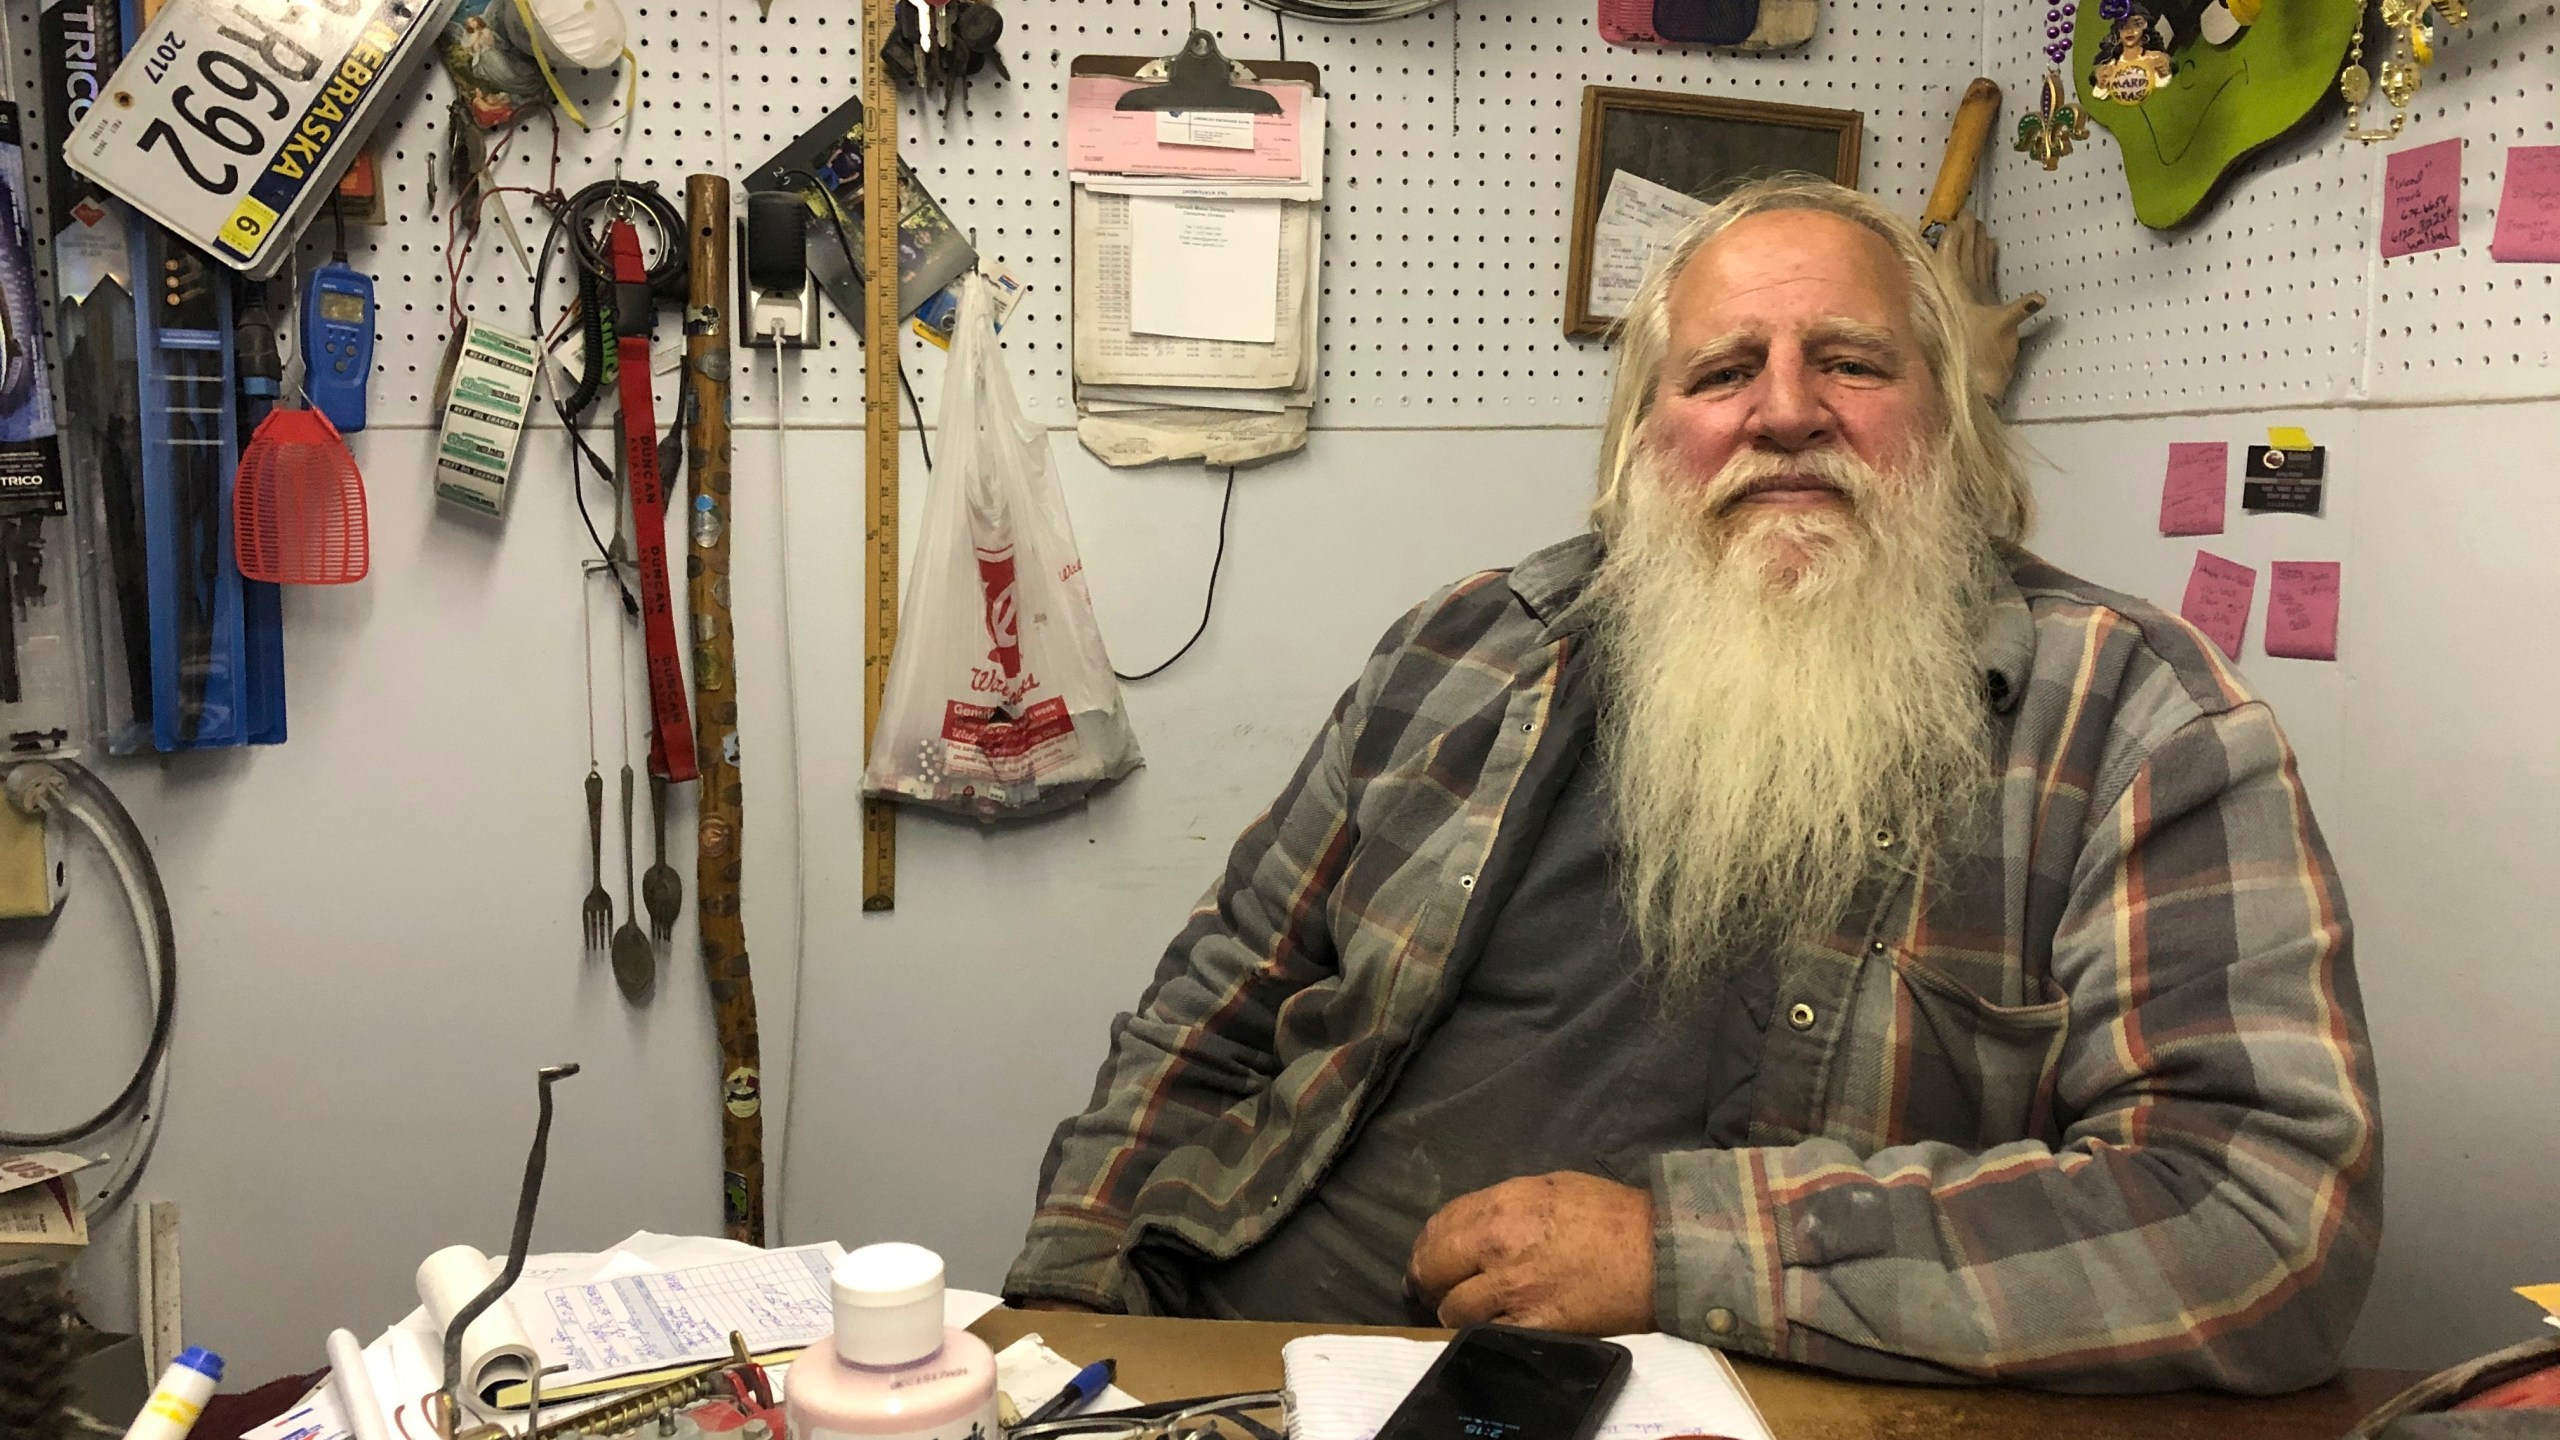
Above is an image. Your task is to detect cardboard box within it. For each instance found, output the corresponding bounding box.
[0,1150,91,1263]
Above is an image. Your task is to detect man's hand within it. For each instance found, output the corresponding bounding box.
[1928,214,2045,404]
[1406,1172,1657,1334]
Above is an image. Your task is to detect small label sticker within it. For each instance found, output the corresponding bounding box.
[725,1066,762,1118]
[1155,109,1258,150]
[2243,445,2327,515]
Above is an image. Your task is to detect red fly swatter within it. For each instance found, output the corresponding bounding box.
[234,405,369,584]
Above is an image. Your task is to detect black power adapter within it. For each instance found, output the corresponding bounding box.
[742,189,819,347]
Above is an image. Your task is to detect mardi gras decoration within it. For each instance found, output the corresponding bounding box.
[2075,0,2363,227]
[2342,0,2471,143]
[2091,0,2177,103]
[2016,69,2093,170]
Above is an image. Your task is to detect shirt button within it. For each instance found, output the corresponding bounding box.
[1868,940,1889,956]
[1705,1308,1737,1335]
[1788,1002,1817,1031]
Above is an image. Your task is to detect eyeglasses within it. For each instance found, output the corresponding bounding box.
[1006,1390,1291,1440]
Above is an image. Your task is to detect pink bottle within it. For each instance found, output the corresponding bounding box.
[787,1243,1000,1440]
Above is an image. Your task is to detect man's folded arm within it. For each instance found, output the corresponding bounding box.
[1004,597,1443,1311]
[1650,701,2383,1392]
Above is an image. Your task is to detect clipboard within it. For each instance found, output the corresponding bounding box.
[1065,47,1325,462]
[1070,53,1325,99]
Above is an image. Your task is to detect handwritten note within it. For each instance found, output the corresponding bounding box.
[2264,561,2342,660]
[2381,138,2462,258]
[2180,551,2257,661]
[2491,146,2560,262]
[2158,442,2229,536]
[531,1244,838,1387]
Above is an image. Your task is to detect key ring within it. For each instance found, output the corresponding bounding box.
[609,159,638,223]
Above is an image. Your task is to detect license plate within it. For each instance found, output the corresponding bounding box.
[62,0,452,275]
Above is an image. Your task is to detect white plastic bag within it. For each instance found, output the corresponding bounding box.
[862,274,1143,819]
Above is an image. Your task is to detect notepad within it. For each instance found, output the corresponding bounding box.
[1281,1332,1773,1440]
[522,1244,839,1393]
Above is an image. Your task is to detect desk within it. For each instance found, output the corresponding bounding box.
[973,1310,2418,1440]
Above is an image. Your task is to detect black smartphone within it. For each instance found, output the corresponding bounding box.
[1374,1325,1635,1440]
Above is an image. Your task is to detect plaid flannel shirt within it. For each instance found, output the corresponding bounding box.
[1007,534,2381,1393]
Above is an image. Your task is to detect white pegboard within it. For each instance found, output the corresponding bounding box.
[34,0,2557,433]
[717,0,1987,429]
[1984,0,2560,418]
[10,0,1984,434]
[2360,2,2560,402]
[1979,7,2372,418]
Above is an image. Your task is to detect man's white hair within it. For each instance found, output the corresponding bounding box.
[1589,174,2032,546]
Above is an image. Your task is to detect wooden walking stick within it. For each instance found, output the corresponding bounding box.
[683,173,765,1244]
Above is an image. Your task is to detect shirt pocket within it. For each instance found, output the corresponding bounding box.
[1888,957,2071,1150]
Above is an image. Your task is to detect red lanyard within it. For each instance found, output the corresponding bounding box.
[610,217,698,783]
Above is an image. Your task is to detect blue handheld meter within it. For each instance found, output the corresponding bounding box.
[302,260,374,433]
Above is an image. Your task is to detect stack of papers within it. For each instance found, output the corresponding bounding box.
[1587,171,1708,322]
[1282,1332,1773,1440]
[1068,73,1325,466]
[242,1232,1004,1440]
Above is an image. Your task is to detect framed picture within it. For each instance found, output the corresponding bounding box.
[1566,86,1864,338]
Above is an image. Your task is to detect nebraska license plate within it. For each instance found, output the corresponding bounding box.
[62,0,452,275]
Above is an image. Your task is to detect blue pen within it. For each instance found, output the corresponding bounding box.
[1022,1358,1117,1426]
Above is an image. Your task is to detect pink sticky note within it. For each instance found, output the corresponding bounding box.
[2180,551,2257,661]
[2265,561,2343,661]
[2491,146,2560,262]
[2381,139,2462,258]
[2158,442,2229,536]
[1066,76,1306,180]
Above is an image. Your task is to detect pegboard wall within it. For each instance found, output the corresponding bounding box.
[1985,0,2560,419]
[7,0,1981,435]
[13,0,2556,434]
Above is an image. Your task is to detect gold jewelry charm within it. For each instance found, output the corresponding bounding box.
[2344,0,2467,143]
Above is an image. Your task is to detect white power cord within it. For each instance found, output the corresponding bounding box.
[768,336,811,1247]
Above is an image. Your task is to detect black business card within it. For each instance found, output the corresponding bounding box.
[2243,445,2326,515]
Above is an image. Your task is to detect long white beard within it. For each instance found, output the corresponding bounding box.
[1589,437,1997,993]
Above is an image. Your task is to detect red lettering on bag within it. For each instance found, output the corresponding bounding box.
[941,696,1075,758]
[975,543,1022,680]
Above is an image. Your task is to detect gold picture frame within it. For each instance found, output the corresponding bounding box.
[1566,86,1864,338]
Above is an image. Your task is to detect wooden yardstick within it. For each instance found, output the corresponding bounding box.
[861,0,901,911]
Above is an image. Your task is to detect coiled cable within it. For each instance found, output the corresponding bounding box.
[0,761,177,1217]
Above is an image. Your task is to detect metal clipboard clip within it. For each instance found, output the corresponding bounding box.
[1113,4,1285,115]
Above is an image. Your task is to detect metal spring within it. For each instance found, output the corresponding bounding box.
[525,1367,729,1440]
[522,1334,758,1440]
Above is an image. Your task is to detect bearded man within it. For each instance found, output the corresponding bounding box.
[1003,178,2381,1393]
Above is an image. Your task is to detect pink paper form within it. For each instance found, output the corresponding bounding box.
[1067,76,1305,179]
[2158,442,2229,536]
[2180,552,2257,660]
[2491,145,2560,262]
[2380,138,2462,258]
[2264,562,2342,660]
